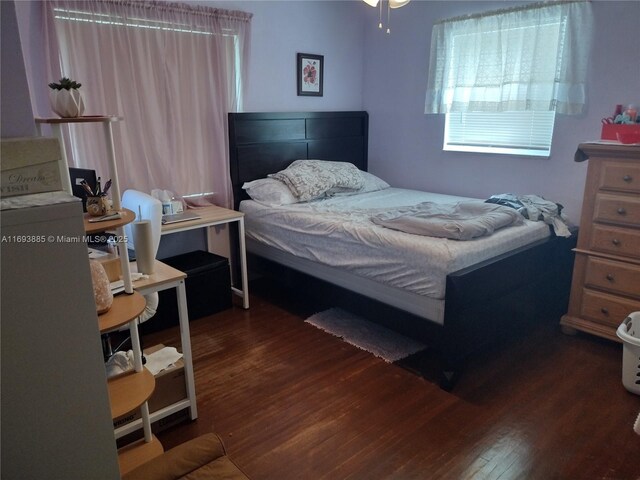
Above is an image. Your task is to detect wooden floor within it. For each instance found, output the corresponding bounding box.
[146,282,640,480]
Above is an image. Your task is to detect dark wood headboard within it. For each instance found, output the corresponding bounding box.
[228,111,369,209]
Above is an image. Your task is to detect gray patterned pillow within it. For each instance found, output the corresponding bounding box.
[269,160,364,201]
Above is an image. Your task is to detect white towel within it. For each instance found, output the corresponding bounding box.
[144,346,183,375]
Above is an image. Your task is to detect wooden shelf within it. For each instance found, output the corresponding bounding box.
[108,368,155,419]
[98,292,146,333]
[35,115,122,124]
[84,208,135,234]
[118,435,164,476]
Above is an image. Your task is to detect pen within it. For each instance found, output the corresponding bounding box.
[96,177,102,196]
[80,181,94,196]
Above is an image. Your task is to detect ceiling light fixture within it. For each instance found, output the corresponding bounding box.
[363,0,410,34]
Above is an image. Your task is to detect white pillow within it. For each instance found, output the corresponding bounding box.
[359,171,391,193]
[242,178,298,206]
[329,171,390,196]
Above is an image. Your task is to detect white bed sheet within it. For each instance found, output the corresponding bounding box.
[240,188,550,313]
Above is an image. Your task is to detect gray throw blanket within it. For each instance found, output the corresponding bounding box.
[371,201,523,240]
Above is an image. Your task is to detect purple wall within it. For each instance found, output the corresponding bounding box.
[236,1,366,112]
[15,1,367,119]
[362,1,640,223]
[11,1,640,222]
[1,1,36,137]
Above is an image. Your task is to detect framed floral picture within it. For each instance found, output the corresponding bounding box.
[297,53,323,97]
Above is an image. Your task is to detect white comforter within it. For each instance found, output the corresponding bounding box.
[240,188,550,300]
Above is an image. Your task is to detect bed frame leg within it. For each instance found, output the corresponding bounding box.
[439,355,463,391]
[439,370,458,392]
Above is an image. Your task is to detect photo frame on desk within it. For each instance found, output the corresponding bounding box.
[297,53,324,97]
[69,167,97,212]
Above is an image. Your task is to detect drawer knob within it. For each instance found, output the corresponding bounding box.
[606,273,615,282]
[617,207,627,215]
[623,175,633,183]
[612,238,621,246]
[601,307,609,315]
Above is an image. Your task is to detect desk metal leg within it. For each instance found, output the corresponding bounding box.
[177,280,198,420]
[238,218,249,309]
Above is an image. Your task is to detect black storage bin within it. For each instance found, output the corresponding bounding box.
[142,250,232,334]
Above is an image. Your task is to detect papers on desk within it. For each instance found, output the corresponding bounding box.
[161,210,201,225]
[110,272,148,294]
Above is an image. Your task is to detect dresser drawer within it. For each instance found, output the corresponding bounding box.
[590,225,640,259]
[593,193,640,226]
[599,160,640,194]
[581,289,640,327]
[584,256,640,298]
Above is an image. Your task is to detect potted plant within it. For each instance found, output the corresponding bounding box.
[48,77,85,118]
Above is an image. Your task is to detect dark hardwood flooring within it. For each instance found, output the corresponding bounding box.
[145,281,640,480]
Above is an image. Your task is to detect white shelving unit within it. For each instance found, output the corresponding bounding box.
[35,116,163,474]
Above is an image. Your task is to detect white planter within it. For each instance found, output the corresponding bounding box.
[49,89,85,118]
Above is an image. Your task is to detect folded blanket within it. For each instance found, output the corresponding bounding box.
[371,201,523,240]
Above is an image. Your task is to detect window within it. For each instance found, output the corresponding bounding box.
[425,1,592,157]
[44,1,252,208]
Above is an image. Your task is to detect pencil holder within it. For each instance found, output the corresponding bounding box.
[86,195,110,217]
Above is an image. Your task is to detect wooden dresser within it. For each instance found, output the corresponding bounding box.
[561,143,640,341]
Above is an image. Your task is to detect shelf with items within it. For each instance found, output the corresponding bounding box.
[98,292,146,335]
[108,368,155,419]
[84,208,135,234]
[39,113,163,473]
[35,116,124,199]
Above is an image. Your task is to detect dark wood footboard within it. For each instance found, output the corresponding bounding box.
[438,229,577,389]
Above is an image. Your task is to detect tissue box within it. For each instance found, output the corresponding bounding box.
[0,137,63,197]
[112,344,187,431]
[601,124,640,142]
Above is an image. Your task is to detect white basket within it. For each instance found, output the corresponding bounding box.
[616,312,640,395]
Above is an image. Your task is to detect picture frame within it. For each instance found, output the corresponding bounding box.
[297,53,324,97]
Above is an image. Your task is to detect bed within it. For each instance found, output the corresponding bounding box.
[228,111,576,389]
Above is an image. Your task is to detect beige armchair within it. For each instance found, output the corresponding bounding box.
[123,433,249,480]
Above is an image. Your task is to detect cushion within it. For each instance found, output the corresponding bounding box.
[122,433,249,480]
[269,160,364,201]
[242,178,298,206]
[329,171,390,196]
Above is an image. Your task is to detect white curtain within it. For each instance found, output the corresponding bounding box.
[425,0,592,115]
[43,0,252,208]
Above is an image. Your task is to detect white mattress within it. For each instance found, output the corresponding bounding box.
[240,188,551,322]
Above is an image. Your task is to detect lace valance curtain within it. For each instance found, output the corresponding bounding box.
[43,0,252,208]
[425,0,592,115]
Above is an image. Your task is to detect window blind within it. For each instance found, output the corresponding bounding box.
[444,111,556,157]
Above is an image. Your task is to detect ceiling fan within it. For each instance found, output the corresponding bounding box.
[362,0,411,34]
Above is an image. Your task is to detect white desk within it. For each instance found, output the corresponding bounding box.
[161,205,249,309]
[113,260,197,439]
